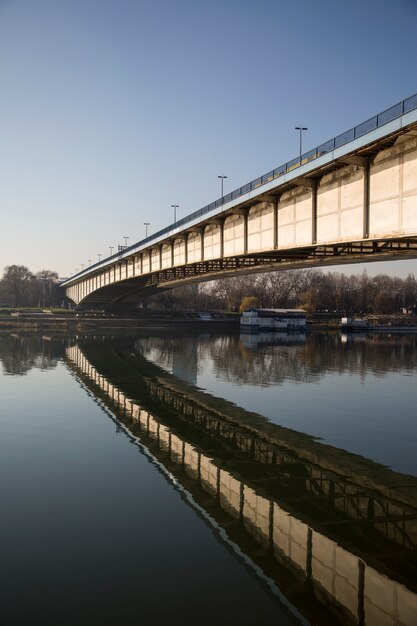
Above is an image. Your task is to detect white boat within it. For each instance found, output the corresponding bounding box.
[240,308,307,333]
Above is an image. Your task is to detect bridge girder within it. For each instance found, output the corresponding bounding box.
[75,235,417,309]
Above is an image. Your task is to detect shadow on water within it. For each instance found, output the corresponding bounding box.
[64,332,417,626]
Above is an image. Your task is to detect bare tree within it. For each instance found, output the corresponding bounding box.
[2,265,34,306]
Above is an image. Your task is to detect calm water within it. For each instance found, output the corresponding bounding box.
[1,331,417,625]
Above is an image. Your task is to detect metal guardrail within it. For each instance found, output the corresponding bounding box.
[73,93,417,278]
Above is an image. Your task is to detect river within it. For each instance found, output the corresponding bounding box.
[1,330,416,625]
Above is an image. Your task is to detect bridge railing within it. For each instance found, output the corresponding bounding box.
[73,93,417,278]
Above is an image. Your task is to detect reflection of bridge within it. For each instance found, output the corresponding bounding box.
[67,339,417,626]
[62,95,417,308]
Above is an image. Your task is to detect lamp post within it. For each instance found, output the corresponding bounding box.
[218,175,228,202]
[97,254,102,262]
[75,268,79,274]
[88,259,92,266]
[144,222,150,237]
[171,204,179,222]
[81,264,84,270]
[295,126,308,159]
[123,236,129,247]
[109,246,114,256]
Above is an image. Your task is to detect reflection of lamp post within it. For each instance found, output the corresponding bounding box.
[171,204,179,222]
[218,175,227,202]
[109,246,114,256]
[123,236,129,247]
[144,222,150,237]
[295,126,308,159]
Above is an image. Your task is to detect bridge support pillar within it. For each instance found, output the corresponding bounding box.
[363,159,370,239]
[311,181,318,245]
[243,209,249,254]
[220,219,225,257]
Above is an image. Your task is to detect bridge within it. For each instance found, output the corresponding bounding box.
[62,93,417,307]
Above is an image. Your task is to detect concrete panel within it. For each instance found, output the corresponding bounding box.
[278,202,294,226]
[365,566,395,625]
[340,206,363,239]
[247,204,274,252]
[187,232,202,263]
[139,410,149,430]
[272,504,291,556]
[204,224,221,260]
[364,602,394,626]
[142,253,150,273]
[334,546,359,618]
[148,416,159,438]
[135,257,142,275]
[295,218,312,245]
[290,517,309,572]
[151,248,161,271]
[340,171,363,209]
[242,486,270,543]
[397,583,417,626]
[317,212,339,242]
[278,224,295,249]
[371,158,400,203]
[170,434,183,463]
[219,469,241,518]
[173,239,186,265]
[224,215,244,256]
[161,244,172,269]
[295,193,312,222]
[158,424,170,450]
[402,194,417,233]
[318,181,339,216]
[184,443,199,480]
[403,148,417,193]
[200,454,218,496]
[312,532,336,596]
[272,505,308,572]
[369,198,400,236]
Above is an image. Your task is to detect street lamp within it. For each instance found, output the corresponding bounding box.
[88,259,92,266]
[218,175,228,203]
[295,126,308,159]
[97,254,102,262]
[123,236,129,247]
[81,264,84,270]
[109,246,114,256]
[144,222,150,237]
[171,204,179,222]
[75,268,79,274]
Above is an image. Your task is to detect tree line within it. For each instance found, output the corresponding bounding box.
[148,269,417,315]
[0,265,62,307]
[2,263,417,314]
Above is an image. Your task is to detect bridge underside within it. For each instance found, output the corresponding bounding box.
[78,236,417,308]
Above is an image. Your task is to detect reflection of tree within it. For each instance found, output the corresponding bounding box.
[135,334,417,387]
[0,334,63,375]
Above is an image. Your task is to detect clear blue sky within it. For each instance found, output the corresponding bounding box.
[1,0,417,277]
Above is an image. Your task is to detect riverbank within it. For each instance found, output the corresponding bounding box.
[0,312,240,332]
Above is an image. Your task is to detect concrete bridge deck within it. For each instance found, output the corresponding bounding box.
[62,94,417,307]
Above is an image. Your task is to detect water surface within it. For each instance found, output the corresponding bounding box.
[1,331,416,626]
